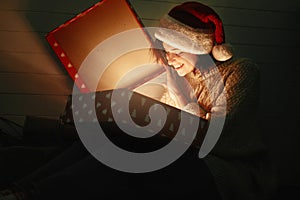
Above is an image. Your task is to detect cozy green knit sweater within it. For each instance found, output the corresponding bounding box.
[160,57,277,200]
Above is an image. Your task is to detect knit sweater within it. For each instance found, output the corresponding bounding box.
[160,57,277,200]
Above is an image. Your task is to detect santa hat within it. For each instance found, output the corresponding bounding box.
[154,2,233,61]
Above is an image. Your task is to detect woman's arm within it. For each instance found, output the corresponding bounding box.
[212,59,260,126]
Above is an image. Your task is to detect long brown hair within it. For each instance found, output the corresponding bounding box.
[150,39,168,66]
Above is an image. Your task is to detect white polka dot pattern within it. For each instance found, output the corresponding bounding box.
[60,89,208,149]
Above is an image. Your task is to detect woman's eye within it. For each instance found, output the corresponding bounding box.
[174,51,183,56]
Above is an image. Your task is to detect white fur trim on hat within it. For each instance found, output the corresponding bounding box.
[154,15,214,55]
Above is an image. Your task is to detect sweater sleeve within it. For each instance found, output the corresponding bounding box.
[209,58,266,158]
[219,58,260,128]
[204,59,275,200]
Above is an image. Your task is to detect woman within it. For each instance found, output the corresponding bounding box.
[150,2,277,199]
[0,2,276,200]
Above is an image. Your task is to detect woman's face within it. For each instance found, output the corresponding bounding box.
[163,42,198,76]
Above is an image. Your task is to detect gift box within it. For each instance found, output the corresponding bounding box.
[46,0,165,94]
[60,88,209,149]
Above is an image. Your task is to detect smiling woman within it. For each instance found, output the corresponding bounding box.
[150,1,277,200]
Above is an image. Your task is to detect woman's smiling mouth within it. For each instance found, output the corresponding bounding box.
[174,64,184,70]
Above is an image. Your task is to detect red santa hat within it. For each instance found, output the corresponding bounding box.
[154,1,233,61]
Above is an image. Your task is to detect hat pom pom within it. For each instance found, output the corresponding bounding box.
[212,43,233,61]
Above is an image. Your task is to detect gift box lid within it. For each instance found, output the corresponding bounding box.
[46,0,164,93]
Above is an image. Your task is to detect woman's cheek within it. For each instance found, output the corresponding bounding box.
[182,53,198,67]
[180,57,194,69]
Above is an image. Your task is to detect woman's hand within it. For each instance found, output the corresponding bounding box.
[163,65,192,108]
[164,65,181,95]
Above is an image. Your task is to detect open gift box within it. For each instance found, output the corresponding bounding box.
[46,0,166,101]
[46,0,209,149]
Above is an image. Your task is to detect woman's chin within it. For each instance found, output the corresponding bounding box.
[176,70,186,76]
